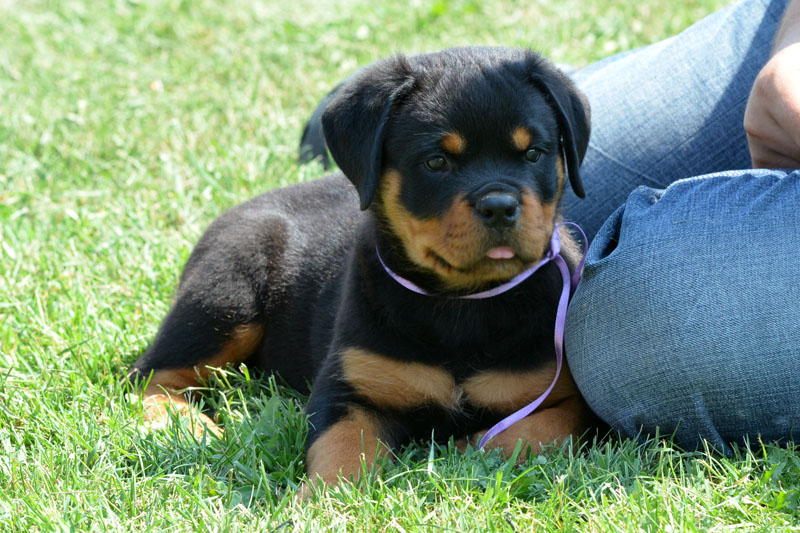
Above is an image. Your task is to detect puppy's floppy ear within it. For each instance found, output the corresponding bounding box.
[530,67,591,198]
[321,56,416,210]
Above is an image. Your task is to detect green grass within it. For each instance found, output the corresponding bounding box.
[3,0,799,530]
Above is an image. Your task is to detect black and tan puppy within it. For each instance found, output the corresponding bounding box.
[131,46,592,486]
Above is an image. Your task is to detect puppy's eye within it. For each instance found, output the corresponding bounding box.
[525,148,542,163]
[424,156,448,172]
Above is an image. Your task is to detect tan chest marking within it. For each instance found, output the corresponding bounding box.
[461,361,579,412]
[342,348,578,415]
[341,348,460,411]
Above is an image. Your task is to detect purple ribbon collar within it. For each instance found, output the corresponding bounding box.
[376,222,587,449]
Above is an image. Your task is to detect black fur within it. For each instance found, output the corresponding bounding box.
[303,48,590,202]
[133,46,593,471]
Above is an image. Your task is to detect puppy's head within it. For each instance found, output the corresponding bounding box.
[322,47,590,290]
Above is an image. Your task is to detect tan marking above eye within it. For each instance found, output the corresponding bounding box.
[441,132,466,155]
[341,348,461,411]
[512,127,532,151]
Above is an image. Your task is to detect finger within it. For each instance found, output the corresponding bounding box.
[746,102,800,167]
[771,91,800,154]
[748,136,800,168]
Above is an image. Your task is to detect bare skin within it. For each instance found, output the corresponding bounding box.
[744,0,800,168]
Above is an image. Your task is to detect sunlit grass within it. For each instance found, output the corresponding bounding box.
[5,0,799,530]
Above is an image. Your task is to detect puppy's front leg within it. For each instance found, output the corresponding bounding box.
[305,405,392,486]
[468,395,589,457]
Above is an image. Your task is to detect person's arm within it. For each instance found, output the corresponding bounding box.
[743,0,800,168]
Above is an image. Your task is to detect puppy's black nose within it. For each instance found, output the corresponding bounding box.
[475,193,520,229]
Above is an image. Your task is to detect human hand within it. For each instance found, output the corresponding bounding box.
[743,42,800,169]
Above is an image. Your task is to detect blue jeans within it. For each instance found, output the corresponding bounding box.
[564,0,799,453]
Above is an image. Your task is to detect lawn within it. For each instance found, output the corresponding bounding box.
[2,0,799,530]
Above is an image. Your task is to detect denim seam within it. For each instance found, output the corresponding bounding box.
[651,93,752,172]
[587,142,663,188]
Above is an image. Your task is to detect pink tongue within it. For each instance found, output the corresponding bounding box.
[487,246,515,259]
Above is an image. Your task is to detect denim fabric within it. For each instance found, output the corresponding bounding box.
[562,0,800,452]
[567,172,800,453]
[564,0,788,242]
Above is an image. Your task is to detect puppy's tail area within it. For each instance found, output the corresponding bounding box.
[298,81,346,169]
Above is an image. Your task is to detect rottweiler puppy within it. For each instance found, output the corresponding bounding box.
[130,46,593,486]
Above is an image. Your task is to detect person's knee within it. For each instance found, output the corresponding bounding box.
[566,171,800,450]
